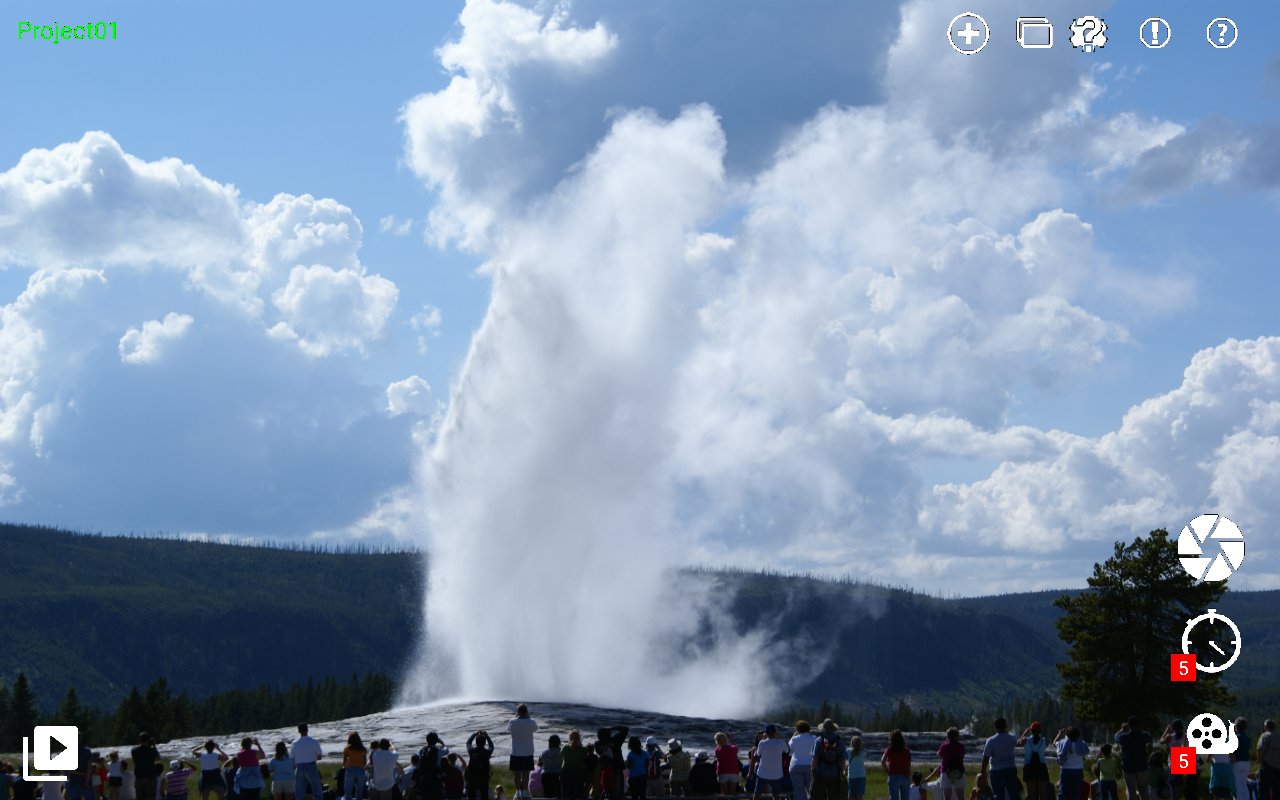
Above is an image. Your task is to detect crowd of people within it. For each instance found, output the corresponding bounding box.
[0,707,1275,800]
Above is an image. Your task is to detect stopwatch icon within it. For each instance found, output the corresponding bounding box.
[1181,608,1242,673]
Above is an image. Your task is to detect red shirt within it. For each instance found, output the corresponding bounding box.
[238,751,260,769]
[714,745,739,776]
[883,748,912,776]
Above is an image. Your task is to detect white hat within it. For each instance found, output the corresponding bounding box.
[645,737,659,748]
[170,761,180,769]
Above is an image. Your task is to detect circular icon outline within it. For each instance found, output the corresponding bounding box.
[1140,17,1171,49]
[1181,608,1242,674]
[1207,18,1238,49]
[1177,514,1245,582]
[947,12,990,55]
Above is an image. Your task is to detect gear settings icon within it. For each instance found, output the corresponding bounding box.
[1069,16,1107,52]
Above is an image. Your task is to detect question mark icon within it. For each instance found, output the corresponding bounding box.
[1207,17,1238,48]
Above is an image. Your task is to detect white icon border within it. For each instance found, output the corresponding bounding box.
[1016,17,1053,50]
[1181,609,1242,674]
[947,12,991,55]
[1207,18,1238,49]
[1140,17,1171,49]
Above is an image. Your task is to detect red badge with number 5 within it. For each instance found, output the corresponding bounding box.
[1171,747,1197,774]
[1171,653,1196,681]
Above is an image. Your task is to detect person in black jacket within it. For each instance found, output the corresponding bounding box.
[466,732,494,800]
[608,728,630,800]
[415,734,446,800]
[132,735,161,800]
[689,754,718,797]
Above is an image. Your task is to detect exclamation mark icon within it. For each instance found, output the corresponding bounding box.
[1151,19,1160,45]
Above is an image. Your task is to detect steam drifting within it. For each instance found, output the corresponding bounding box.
[410,107,778,717]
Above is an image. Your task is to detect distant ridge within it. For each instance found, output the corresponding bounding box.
[5,522,1277,716]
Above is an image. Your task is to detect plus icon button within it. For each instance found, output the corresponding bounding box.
[948,12,990,54]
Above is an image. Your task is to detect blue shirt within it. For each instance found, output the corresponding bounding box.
[1023,736,1047,766]
[846,750,866,780]
[626,751,648,778]
[982,733,1017,772]
[269,758,293,781]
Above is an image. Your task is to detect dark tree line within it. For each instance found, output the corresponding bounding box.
[0,671,396,749]
[772,692,1096,741]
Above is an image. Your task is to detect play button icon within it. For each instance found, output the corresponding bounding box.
[34,726,79,771]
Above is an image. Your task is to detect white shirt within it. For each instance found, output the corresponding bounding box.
[120,772,136,800]
[508,717,539,758]
[370,751,401,791]
[292,736,325,764]
[756,739,791,781]
[108,762,123,779]
[789,734,816,768]
[199,754,221,771]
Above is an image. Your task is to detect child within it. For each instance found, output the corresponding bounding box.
[969,773,993,800]
[1094,745,1119,800]
[542,737,563,800]
[443,754,466,800]
[583,746,600,800]
[713,735,738,797]
[109,753,124,800]
[495,789,508,800]
[846,736,867,800]
[911,772,926,800]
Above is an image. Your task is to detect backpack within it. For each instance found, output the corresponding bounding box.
[1028,737,1043,767]
[417,747,444,782]
[821,737,841,764]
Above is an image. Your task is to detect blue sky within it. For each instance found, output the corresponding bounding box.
[3,0,1279,596]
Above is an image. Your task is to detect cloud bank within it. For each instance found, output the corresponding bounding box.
[404,0,1280,715]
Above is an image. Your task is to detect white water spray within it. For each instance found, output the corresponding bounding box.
[404,107,776,718]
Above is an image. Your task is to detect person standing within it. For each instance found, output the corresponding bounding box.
[192,742,229,800]
[1258,721,1279,800]
[561,732,588,800]
[688,755,717,798]
[1053,728,1088,800]
[344,734,370,800]
[67,741,98,800]
[133,735,161,800]
[164,760,196,800]
[369,740,402,800]
[416,732,449,800]
[543,736,564,800]
[642,739,663,799]
[1161,721,1193,800]
[509,705,540,800]
[466,731,494,800]
[713,734,739,797]
[234,739,268,800]
[937,728,966,800]
[981,720,1020,800]
[291,725,325,800]
[790,722,816,800]
[1232,720,1252,800]
[1019,723,1050,800]
[120,761,136,800]
[753,725,790,800]
[268,743,294,800]
[664,741,690,799]
[625,739,648,800]
[845,736,866,800]
[879,730,910,800]
[1116,718,1153,800]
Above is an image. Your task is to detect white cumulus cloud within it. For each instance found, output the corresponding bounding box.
[269,265,398,357]
[387,376,437,417]
[119,312,194,365]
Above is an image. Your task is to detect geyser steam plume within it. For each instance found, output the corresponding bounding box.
[406,107,770,718]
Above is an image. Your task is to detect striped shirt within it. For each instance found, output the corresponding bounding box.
[167,768,193,795]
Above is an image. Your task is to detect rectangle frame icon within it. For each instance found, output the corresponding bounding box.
[1017,17,1053,48]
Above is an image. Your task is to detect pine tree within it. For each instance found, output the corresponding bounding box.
[10,673,40,745]
[1055,529,1236,725]
[110,686,147,746]
[0,683,12,751]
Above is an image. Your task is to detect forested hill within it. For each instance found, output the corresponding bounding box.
[0,523,422,712]
[4,523,1276,716]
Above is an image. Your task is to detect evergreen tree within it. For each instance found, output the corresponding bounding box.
[0,683,12,751]
[1054,529,1236,725]
[818,700,832,721]
[10,673,40,745]
[110,686,147,746]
